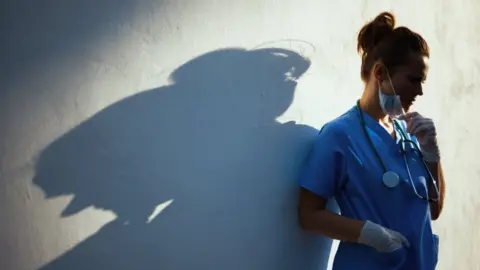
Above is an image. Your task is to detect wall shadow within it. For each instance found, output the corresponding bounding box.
[0,0,157,83]
[33,47,336,270]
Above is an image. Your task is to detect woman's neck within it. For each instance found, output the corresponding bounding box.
[359,89,394,129]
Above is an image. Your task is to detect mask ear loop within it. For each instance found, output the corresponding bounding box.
[384,68,406,117]
[384,68,414,151]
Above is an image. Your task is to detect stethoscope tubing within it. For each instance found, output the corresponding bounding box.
[355,101,440,203]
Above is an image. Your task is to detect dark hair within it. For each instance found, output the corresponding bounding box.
[357,12,430,82]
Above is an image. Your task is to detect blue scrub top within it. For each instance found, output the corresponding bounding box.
[300,105,439,270]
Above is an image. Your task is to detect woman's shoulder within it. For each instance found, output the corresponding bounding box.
[320,106,358,137]
[279,106,359,145]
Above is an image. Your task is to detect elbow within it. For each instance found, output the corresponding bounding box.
[298,212,310,230]
[298,209,312,231]
[430,203,443,221]
[298,208,321,232]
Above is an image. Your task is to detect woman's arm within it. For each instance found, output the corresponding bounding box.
[399,111,446,220]
[427,161,446,220]
[298,188,364,242]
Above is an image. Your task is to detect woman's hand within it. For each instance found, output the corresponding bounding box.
[399,112,440,162]
[357,221,410,253]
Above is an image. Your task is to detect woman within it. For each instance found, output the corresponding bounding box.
[298,12,446,270]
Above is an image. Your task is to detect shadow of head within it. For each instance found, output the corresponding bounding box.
[34,47,311,219]
[33,47,333,269]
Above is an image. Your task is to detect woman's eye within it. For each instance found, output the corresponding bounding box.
[410,77,424,83]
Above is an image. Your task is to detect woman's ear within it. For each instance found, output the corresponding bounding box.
[372,62,387,83]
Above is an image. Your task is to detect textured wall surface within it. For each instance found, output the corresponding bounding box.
[1,0,479,269]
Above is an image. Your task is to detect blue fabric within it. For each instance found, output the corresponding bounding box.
[300,105,439,270]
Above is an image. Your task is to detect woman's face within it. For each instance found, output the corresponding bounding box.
[380,54,428,112]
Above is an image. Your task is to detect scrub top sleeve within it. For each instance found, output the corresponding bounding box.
[299,124,346,199]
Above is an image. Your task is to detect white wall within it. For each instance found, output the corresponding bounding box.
[1,0,479,269]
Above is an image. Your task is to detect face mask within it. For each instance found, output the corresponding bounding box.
[378,71,404,119]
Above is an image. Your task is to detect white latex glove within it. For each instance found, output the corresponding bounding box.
[357,221,410,253]
[400,112,440,162]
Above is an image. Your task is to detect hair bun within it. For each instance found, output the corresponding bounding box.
[357,12,396,55]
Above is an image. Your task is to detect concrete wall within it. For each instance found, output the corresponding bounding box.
[1,0,479,269]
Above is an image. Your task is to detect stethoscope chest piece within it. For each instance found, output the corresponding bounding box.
[383,171,400,188]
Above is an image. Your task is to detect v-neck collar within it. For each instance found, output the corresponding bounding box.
[354,105,400,149]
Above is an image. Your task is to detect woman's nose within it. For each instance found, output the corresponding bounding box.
[415,84,423,96]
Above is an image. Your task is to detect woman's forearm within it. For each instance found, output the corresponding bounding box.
[300,209,365,243]
[427,160,445,220]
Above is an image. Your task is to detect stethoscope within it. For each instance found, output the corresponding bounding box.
[356,100,440,203]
